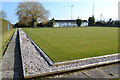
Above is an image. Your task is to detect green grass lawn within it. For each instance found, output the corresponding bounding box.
[23,27,118,62]
[0,29,15,62]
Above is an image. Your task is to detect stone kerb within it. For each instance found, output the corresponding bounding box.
[18,29,26,77]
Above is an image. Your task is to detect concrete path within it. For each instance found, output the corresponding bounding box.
[59,63,120,79]
[0,30,24,80]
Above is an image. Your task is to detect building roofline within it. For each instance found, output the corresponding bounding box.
[54,20,87,22]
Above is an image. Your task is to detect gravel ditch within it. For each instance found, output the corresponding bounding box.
[19,28,120,78]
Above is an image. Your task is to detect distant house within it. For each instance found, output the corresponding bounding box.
[14,19,88,27]
[54,20,88,27]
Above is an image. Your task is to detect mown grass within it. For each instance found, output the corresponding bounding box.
[23,27,118,62]
[0,29,15,62]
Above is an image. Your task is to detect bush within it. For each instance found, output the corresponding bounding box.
[88,16,95,26]
[76,19,82,27]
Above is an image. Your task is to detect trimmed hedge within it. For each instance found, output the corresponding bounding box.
[1,18,13,33]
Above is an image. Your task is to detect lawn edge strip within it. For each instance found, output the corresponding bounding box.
[19,29,26,77]
[24,59,120,79]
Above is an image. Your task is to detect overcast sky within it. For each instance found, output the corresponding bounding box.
[1,0,119,24]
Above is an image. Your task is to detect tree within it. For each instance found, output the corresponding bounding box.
[16,1,49,27]
[76,19,82,27]
[0,10,7,19]
[107,18,112,24]
[48,18,55,27]
[88,16,95,26]
[114,20,120,26]
[95,20,106,26]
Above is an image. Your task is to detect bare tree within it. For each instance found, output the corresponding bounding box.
[16,1,49,27]
[0,10,7,19]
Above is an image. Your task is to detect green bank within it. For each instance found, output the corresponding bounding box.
[0,18,15,62]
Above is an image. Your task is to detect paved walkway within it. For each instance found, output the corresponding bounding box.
[60,63,120,79]
[43,63,119,80]
[0,30,23,80]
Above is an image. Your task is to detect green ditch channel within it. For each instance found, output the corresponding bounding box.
[17,29,24,79]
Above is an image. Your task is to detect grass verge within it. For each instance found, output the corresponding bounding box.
[0,29,15,62]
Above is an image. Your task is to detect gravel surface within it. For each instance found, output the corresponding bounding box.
[19,29,120,77]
